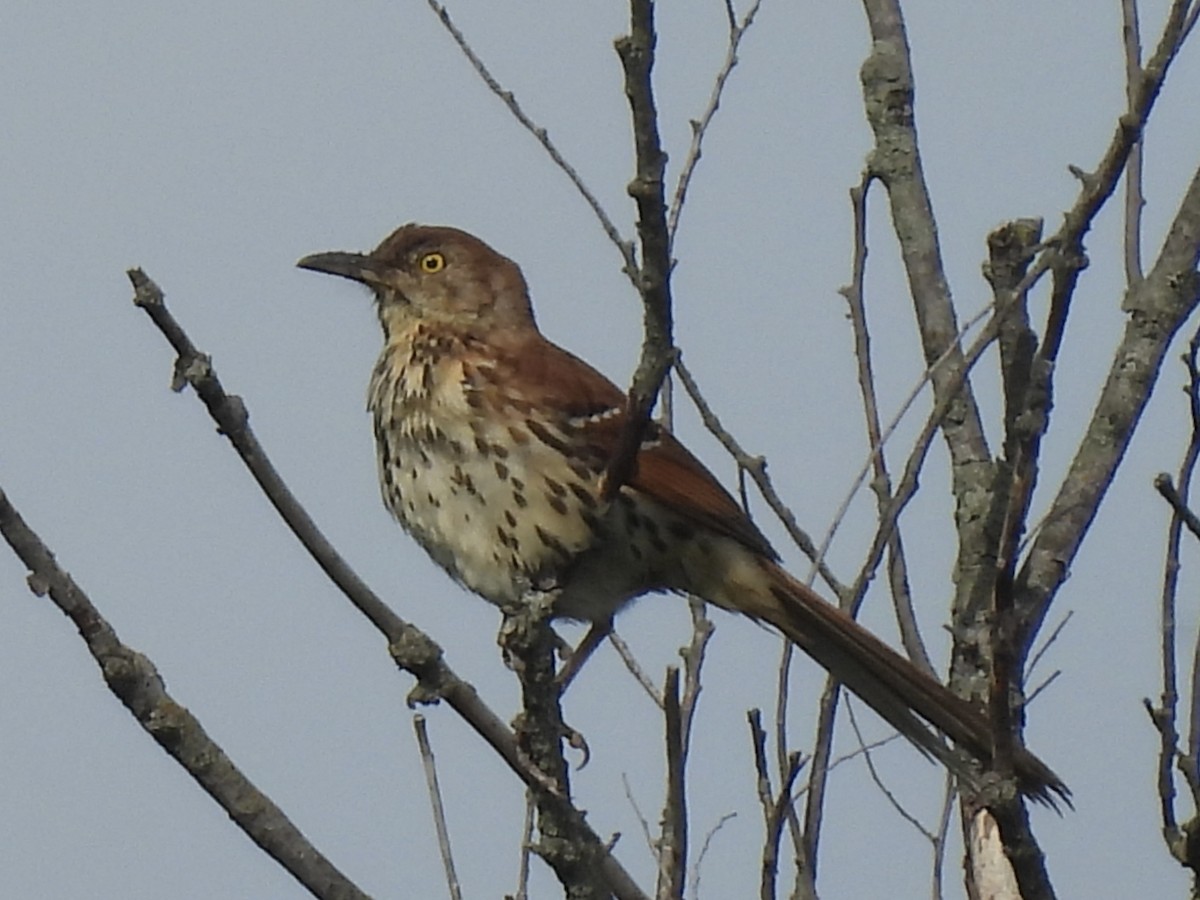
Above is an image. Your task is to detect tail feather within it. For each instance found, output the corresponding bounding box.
[754,561,1069,807]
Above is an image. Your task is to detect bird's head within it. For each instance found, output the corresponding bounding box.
[298,224,535,334]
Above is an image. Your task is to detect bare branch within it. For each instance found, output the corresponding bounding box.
[605,0,677,502]
[1156,473,1200,543]
[1036,0,1197,368]
[687,811,737,900]
[622,772,658,858]
[655,668,687,900]
[803,289,1016,868]
[1026,611,1074,684]
[1122,0,1146,285]
[1147,325,1200,867]
[859,0,991,479]
[984,217,1047,794]
[0,489,371,900]
[1016,156,1200,646]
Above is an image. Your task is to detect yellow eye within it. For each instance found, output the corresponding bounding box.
[419,252,446,274]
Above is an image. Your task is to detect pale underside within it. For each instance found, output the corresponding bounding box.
[367,321,765,623]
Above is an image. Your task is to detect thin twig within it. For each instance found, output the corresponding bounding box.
[1036,0,1197,370]
[1025,611,1074,685]
[930,772,955,900]
[817,288,1017,592]
[1156,473,1200,543]
[840,169,932,673]
[844,702,937,842]
[514,793,535,900]
[622,773,657,857]
[413,715,463,900]
[748,709,808,900]
[679,594,715,738]
[687,811,737,900]
[1024,670,1062,708]
[610,630,667,708]
[667,0,764,243]
[424,1,637,280]
[673,357,848,600]
[803,287,1016,866]
[1148,326,1200,856]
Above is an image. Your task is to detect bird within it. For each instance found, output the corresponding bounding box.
[297,223,1068,805]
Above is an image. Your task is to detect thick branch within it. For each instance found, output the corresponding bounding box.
[859,0,990,474]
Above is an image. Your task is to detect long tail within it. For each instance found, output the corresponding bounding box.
[742,559,1069,807]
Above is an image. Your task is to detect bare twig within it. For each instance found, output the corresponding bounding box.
[1016,0,1200,640]
[413,715,463,900]
[687,812,737,900]
[840,169,932,673]
[622,772,657,856]
[803,289,1015,869]
[1035,0,1197,371]
[1156,473,1200,543]
[818,289,1018,599]
[930,772,955,900]
[1148,325,1200,866]
[748,709,809,900]
[514,794,535,900]
[424,1,637,279]
[844,702,937,842]
[673,357,848,600]
[679,594,715,738]
[0,489,371,900]
[667,0,764,243]
[1025,670,1062,708]
[1026,611,1074,685]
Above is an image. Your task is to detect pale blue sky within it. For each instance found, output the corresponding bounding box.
[3,2,1199,897]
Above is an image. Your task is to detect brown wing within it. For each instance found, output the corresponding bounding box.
[488,329,777,560]
[630,432,778,560]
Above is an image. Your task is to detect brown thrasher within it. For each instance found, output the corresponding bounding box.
[298,224,1067,804]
